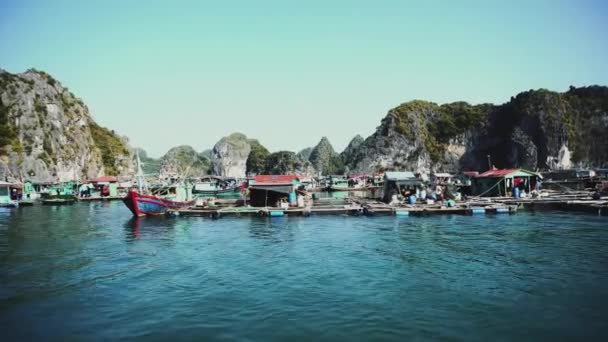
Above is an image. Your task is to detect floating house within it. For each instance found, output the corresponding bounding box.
[383,171,423,202]
[0,181,18,207]
[248,175,300,207]
[86,176,119,197]
[473,169,542,197]
[22,181,53,199]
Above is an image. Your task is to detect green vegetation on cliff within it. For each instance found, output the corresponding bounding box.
[389,100,489,162]
[0,98,18,154]
[160,145,210,177]
[309,137,344,175]
[246,139,270,175]
[89,122,130,175]
[264,151,300,174]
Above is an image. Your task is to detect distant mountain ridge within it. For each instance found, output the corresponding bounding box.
[3,69,605,181]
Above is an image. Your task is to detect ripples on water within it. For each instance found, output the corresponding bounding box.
[1,202,607,340]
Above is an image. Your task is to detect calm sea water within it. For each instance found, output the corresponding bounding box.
[1,202,607,341]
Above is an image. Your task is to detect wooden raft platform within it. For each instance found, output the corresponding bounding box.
[77,196,125,201]
[170,199,518,218]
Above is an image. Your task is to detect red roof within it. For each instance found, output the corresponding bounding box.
[251,175,299,185]
[88,176,118,183]
[463,171,479,177]
[477,169,520,178]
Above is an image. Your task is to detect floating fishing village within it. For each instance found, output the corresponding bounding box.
[2,69,608,220]
[2,162,608,217]
[3,3,608,341]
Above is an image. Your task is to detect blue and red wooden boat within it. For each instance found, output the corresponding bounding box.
[123,190,195,217]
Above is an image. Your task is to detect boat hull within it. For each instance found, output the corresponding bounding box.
[42,198,75,205]
[193,188,241,198]
[123,191,195,217]
[328,185,367,192]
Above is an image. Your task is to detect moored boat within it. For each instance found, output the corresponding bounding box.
[327,176,366,192]
[192,176,241,198]
[122,150,196,217]
[123,190,195,217]
[42,198,75,205]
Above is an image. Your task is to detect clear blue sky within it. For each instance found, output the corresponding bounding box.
[1,0,607,157]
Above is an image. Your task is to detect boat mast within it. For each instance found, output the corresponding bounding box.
[135,150,146,193]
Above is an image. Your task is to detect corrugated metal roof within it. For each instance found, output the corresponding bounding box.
[251,175,299,185]
[384,171,416,180]
[477,169,540,178]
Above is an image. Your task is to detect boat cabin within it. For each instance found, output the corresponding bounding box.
[248,175,300,207]
[149,184,192,202]
[329,175,348,186]
[473,169,542,197]
[383,171,423,202]
[42,181,77,199]
[297,176,317,190]
[432,172,455,185]
[193,176,224,192]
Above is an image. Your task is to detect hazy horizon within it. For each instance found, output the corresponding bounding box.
[2,0,607,158]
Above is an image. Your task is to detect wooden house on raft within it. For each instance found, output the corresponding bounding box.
[382,171,423,202]
[247,175,300,207]
[473,169,542,197]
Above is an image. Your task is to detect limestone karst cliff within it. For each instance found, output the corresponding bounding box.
[0,69,133,182]
[342,86,608,173]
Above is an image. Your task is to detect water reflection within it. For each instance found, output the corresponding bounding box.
[122,216,179,242]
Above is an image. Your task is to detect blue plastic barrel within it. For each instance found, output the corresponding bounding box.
[408,195,417,205]
[512,187,520,198]
[396,210,409,216]
[288,192,296,204]
[471,207,485,214]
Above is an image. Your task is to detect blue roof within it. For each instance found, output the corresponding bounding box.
[384,171,416,180]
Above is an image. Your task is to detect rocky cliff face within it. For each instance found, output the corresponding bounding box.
[308,137,343,175]
[135,148,161,175]
[265,151,316,175]
[344,87,608,173]
[159,145,210,177]
[0,69,133,182]
[211,133,251,178]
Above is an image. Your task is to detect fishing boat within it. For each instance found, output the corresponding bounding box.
[122,151,195,217]
[327,176,366,192]
[123,189,195,217]
[192,176,241,198]
[39,181,77,205]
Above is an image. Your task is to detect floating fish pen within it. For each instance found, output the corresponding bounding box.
[170,196,518,218]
